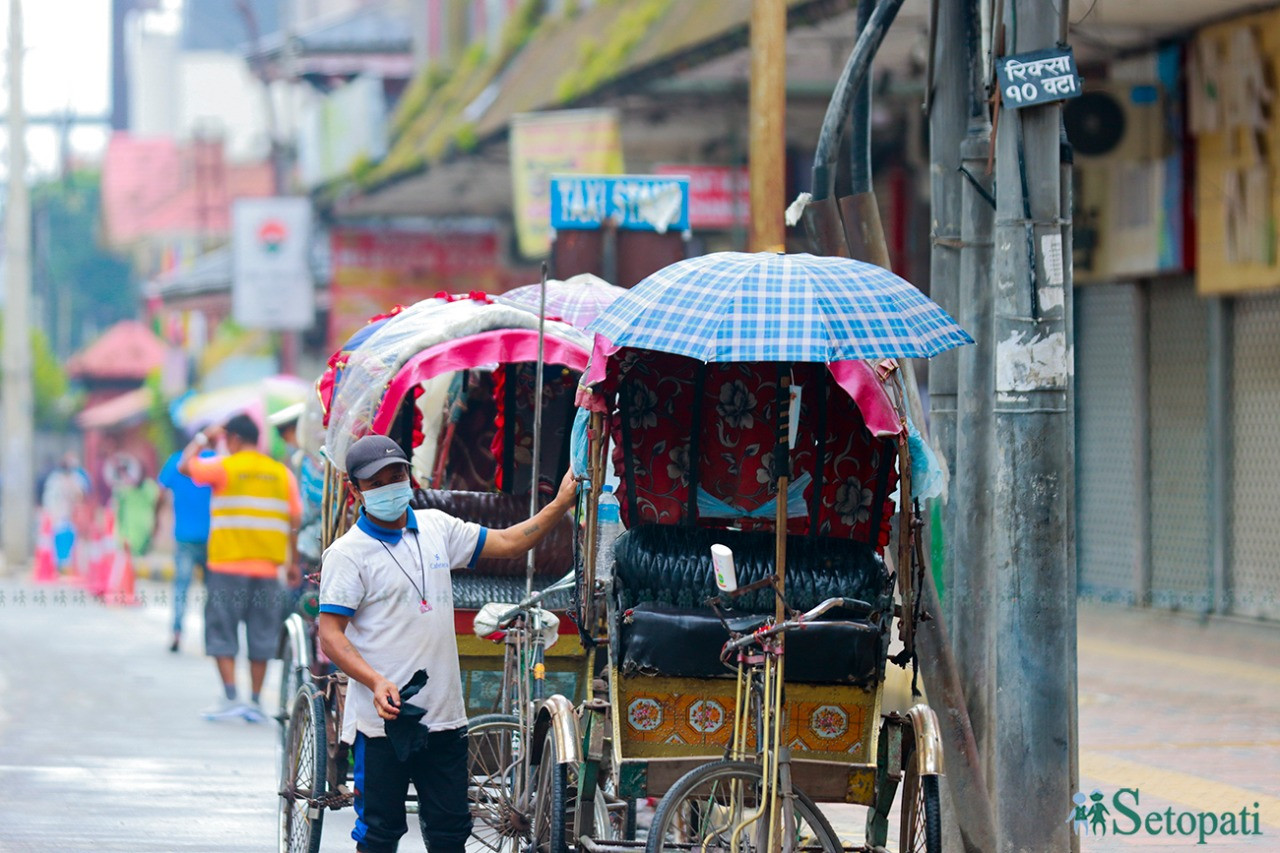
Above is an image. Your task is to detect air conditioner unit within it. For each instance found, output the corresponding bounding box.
[1067,82,1178,282]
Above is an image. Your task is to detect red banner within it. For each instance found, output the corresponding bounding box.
[328,226,500,347]
[655,164,750,229]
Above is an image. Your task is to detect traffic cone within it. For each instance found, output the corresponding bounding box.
[31,512,58,584]
[87,509,114,599]
[105,540,138,606]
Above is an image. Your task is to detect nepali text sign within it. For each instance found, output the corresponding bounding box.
[509,109,623,258]
[997,48,1082,109]
[655,164,749,229]
[232,197,315,330]
[327,225,500,348]
[550,174,690,233]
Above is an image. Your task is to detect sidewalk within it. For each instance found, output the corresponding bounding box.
[1075,600,1279,851]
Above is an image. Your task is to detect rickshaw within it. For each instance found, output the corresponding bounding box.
[276,294,593,853]
[554,251,968,852]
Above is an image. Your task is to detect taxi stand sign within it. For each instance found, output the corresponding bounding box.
[550,174,690,233]
[996,47,1083,110]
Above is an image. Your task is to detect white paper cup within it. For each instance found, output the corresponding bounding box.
[711,544,737,592]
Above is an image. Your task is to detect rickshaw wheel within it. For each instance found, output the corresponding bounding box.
[276,637,304,773]
[898,756,941,853]
[645,760,841,852]
[467,714,526,853]
[278,685,326,853]
[531,726,571,853]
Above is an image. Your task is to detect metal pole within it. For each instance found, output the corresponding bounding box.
[748,0,786,252]
[527,262,548,598]
[991,1,1077,849]
[2,0,34,570]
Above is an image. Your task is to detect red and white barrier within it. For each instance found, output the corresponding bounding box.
[31,512,58,584]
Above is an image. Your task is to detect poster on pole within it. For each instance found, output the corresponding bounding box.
[232,197,315,330]
[509,109,623,259]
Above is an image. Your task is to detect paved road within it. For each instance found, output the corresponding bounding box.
[1,576,1276,852]
[0,578,381,852]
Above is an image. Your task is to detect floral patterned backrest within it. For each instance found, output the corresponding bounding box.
[491,363,580,494]
[606,352,897,547]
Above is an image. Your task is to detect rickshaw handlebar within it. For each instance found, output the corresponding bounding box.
[495,569,576,625]
[722,595,873,652]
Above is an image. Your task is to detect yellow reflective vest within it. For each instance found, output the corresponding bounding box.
[208,451,292,565]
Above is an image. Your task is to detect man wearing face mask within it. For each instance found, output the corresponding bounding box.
[317,434,578,853]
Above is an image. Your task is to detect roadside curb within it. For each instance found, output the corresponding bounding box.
[134,555,175,583]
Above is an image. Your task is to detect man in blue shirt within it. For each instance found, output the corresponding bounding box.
[157,441,215,653]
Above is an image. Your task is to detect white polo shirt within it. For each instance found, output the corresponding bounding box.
[319,508,487,744]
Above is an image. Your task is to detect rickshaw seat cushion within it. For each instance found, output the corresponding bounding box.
[610,524,891,685]
[618,603,885,686]
[610,524,890,614]
[412,489,571,578]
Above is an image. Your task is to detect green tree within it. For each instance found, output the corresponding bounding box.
[0,310,77,428]
[32,171,135,358]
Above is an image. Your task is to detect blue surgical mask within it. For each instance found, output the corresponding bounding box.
[361,480,413,522]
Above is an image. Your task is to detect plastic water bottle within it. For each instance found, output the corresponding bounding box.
[595,485,623,583]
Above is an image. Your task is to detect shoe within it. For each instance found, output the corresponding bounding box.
[241,701,268,724]
[169,634,180,653]
[202,698,248,721]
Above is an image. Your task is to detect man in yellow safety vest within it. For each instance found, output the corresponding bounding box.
[179,413,302,722]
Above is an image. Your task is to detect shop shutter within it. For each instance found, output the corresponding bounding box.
[1147,281,1212,611]
[1230,294,1280,621]
[1074,284,1143,603]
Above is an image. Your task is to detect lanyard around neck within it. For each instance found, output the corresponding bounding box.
[378,531,431,613]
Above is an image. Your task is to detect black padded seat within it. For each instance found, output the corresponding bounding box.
[413,489,571,579]
[452,575,573,611]
[610,525,893,685]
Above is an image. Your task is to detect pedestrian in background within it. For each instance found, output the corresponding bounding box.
[41,453,90,570]
[107,453,159,566]
[180,413,301,723]
[156,431,215,653]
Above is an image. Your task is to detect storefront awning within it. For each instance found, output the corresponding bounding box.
[77,388,153,431]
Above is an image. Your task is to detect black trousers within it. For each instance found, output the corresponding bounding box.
[352,727,472,853]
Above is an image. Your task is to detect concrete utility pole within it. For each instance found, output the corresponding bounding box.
[2,0,34,568]
[952,0,998,799]
[925,0,967,627]
[991,0,1077,849]
[748,0,786,252]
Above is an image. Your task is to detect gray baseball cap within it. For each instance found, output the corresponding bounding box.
[346,435,410,480]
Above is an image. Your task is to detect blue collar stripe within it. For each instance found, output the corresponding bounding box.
[355,507,418,543]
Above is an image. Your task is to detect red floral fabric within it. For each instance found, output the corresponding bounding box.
[602,351,897,548]
[490,363,580,494]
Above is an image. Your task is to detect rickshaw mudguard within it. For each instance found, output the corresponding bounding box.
[905,702,945,776]
[278,613,314,674]
[530,693,582,767]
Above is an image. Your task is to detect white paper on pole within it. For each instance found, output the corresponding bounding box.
[232,197,315,330]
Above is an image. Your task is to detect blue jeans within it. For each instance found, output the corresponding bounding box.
[173,540,207,634]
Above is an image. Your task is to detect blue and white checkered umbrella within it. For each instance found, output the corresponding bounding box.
[587,252,972,362]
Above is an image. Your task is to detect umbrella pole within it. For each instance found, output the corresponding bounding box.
[527,261,549,598]
[774,373,791,625]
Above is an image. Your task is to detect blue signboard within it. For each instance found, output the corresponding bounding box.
[550,174,690,233]
[996,47,1082,110]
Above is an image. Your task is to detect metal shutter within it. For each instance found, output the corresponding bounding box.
[1147,281,1212,611]
[1074,284,1143,602]
[1230,293,1280,620]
